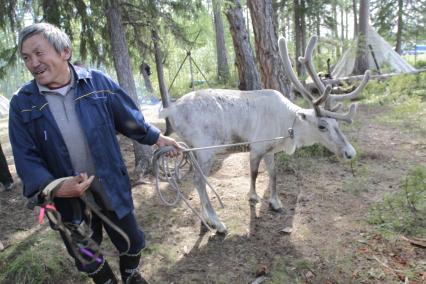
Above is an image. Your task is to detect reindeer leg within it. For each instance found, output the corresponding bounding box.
[193,150,227,234]
[249,152,262,204]
[263,153,283,212]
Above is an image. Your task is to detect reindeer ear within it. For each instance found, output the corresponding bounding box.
[297,112,307,120]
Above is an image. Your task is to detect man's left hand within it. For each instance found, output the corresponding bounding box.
[155,134,183,157]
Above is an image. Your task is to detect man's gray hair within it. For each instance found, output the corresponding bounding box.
[18,23,72,57]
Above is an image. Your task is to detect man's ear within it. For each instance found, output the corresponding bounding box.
[62,48,72,61]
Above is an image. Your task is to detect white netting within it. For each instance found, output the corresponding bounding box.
[332,26,416,78]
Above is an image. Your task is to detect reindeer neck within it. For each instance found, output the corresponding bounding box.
[291,108,318,149]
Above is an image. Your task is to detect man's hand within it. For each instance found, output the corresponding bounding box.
[155,134,183,157]
[54,173,94,198]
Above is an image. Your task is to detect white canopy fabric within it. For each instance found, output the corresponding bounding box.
[332,26,416,78]
[0,95,10,118]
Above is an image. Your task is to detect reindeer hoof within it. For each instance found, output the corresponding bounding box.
[203,220,228,235]
[269,203,284,213]
[215,223,228,235]
[249,194,260,204]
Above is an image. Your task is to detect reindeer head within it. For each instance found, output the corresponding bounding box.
[278,36,370,160]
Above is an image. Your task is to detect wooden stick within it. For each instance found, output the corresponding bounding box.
[400,235,426,248]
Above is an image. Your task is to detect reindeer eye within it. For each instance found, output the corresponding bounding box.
[318,119,329,132]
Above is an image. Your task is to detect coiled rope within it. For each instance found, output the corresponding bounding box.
[153,142,224,230]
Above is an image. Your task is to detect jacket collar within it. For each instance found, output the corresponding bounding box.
[72,64,91,81]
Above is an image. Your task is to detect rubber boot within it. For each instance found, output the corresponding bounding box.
[87,260,118,284]
[119,254,149,284]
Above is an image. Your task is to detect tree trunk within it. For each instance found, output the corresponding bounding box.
[293,0,304,77]
[247,0,291,98]
[105,0,154,179]
[345,6,349,40]
[332,2,341,57]
[212,0,230,83]
[281,3,288,38]
[246,5,251,43]
[353,0,369,75]
[352,0,358,37]
[42,0,60,27]
[225,0,262,90]
[286,10,291,40]
[316,11,321,54]
[152,28,172,135]
[395,0,403,54]
[272,0,280,35]
[139,62,154,94]
[340,4,345,45]
[300,0,307,58]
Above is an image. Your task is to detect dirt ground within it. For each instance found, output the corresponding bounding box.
[0,103,425,283]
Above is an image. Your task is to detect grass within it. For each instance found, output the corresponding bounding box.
[268,258,300,283]
[402,53,426,69]
[367,165,426,237]
[342,173,369,196]
[276,144,334,172]
[0,229,87,284]
[362,73,426,134]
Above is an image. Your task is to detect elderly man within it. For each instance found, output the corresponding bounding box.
[9,22,180,284]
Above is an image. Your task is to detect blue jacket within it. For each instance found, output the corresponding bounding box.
[9,65,161,219]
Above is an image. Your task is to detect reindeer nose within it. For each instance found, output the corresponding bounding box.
[344,151,353,160]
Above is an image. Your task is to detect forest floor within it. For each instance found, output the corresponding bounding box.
[0,101,425,283]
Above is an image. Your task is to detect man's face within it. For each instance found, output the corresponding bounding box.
[21,33,71,89]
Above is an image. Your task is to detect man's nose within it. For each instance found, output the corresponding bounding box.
[28,57,40,68]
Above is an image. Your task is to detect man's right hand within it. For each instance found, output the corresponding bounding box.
[54,173,94,198]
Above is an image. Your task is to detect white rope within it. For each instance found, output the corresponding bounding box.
[180,136,291,152]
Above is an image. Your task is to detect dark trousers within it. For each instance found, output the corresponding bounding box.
[59,206,145,273]
[0,143,13,186]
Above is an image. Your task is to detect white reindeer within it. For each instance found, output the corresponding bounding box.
[159,36,370,233]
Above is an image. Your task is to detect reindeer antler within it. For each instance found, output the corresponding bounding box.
[278,36,370,123]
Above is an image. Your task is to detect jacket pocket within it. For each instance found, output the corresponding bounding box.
[21,109,43,124]
[83,94,111,126]
[20,109,45,144]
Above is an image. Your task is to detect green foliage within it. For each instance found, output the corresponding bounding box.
[403,54,426,69]
[268,258,300,283]
[367,166,426,237]
[364,74,414,104]
[294,259,313,270]
[294,144,334,159]
[414,59,426,69]
[370,0,398,41]
[277,144,334,171]
[362,73,426,134]
[0,230,86,284]
[371,0,426,48]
